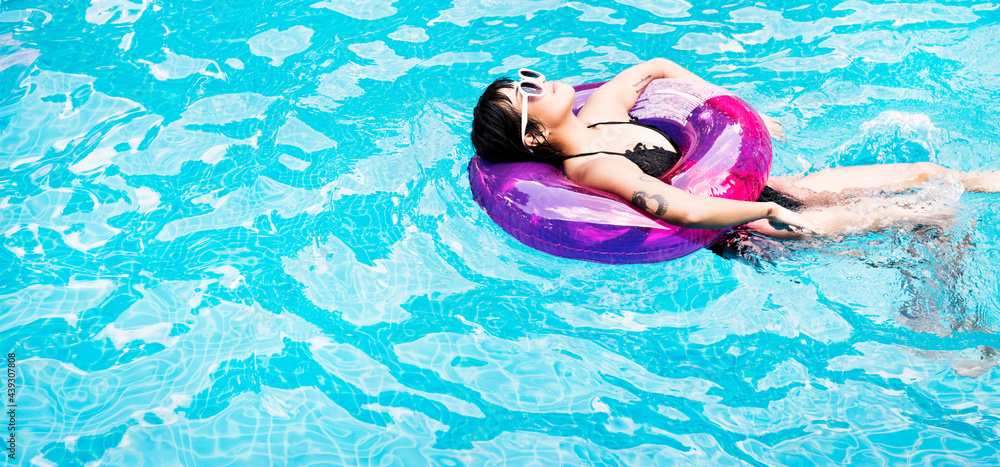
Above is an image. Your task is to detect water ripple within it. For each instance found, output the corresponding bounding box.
[4,0,1000,464]
[248,26,313,67]
[282,232,475,326]
[310,0,397,20]
[138,48,225,81]
[395,331,720,413]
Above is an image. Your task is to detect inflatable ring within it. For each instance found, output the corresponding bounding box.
[468,78,772,263]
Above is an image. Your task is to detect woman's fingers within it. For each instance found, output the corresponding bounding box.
[770,208,819,235]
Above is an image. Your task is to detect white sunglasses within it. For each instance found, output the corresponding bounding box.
[515,68,546,152]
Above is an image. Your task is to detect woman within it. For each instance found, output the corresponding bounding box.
[471,58,1000,253]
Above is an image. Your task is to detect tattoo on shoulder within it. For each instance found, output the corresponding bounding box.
[632,74,654,93]
[631,190,668,217]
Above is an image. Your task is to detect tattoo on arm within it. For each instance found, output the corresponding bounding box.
[632,74,653,94]
[631,190,669,217]
[638,175,659,183]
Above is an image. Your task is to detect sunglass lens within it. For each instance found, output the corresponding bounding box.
[520,82,544,96]
[520,70,542,79]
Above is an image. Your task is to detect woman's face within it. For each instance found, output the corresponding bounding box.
[501,79,575,141]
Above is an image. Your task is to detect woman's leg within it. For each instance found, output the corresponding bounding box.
[784,162,1000,194]
[745,199,956,239]
[746,199,957,239]
[798,201,956,237]
[753,163,965,239]
[751,162,999,239]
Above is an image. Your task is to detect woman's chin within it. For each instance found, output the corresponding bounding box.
[555,82,576,102]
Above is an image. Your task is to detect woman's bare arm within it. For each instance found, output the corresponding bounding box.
[569,156,816,231]
[577,58,707,122]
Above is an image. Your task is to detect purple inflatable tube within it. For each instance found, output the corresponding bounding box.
[468,78,773,263]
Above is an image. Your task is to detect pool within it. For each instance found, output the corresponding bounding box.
[2,0,999,464]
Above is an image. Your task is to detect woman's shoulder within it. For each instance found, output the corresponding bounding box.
[576,84,632,125]
[563,150,638,184]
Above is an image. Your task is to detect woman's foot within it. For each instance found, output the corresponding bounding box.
[960,171,1000,192]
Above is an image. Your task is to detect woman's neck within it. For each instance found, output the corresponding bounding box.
[543,115,603,156]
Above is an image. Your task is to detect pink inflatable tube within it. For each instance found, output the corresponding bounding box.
[468,78,772,263]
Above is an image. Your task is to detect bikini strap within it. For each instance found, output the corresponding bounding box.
[587,120,680,150]
[574,122,648,158]
[586,121,632,128]
[562,150,627,159]
[565,120,677,160]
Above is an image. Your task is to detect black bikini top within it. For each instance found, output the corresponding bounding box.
[563,120,681,178]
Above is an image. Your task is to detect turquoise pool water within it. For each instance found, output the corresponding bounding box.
[2,0,1000,464]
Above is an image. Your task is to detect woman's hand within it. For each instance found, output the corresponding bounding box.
[758,113,786,143]
[765,204,817,235]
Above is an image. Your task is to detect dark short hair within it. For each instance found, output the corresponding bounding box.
[471,78,560,165]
